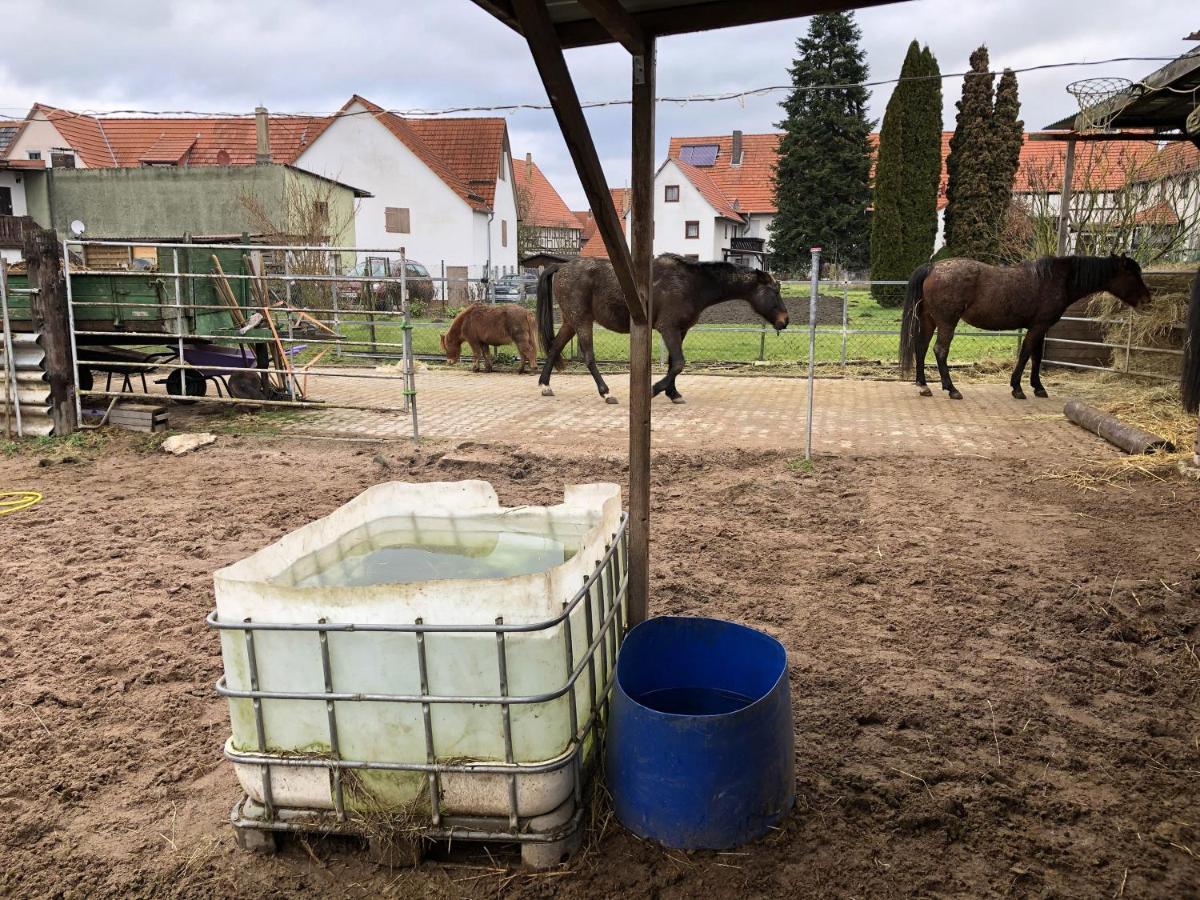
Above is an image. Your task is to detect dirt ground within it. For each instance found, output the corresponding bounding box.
[2,431,1199,898]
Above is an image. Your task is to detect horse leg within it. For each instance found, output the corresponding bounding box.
[1011,331,1038,400]
[1030,332,1049,398]
[482,345,495,373]
[516,332,536,374]
[538,323,575,396]
[915,308,935,397]
[469,338,484,372]
[652,328,687,403]
[933,320,962,400]
[575,322,614,403]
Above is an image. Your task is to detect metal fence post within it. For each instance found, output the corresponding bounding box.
[840,278,849,367]
[401,247,419,440]
[1125,315,1133,373]
[758,323,766,362]
[806,247,821,461]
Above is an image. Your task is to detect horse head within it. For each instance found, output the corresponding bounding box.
[747,269,789,331]
[1108,253,1152,308]
[440,332,461,365]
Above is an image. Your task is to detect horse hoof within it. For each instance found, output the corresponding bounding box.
[918,386,932,397]
[949,390,963,400]
[670,396,686,405]
[1034,389,1048,398]
[1012,390,1026,400]
[604,395,618,405]
[540,386,554,397]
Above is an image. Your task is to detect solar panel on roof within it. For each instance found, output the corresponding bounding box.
[679,144,719,167]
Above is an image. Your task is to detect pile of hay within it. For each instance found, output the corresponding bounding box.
[1093,267,1197,378]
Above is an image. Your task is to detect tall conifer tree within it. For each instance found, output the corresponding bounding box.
[770,12,874,273]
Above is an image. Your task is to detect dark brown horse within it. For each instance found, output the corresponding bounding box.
[901,254,1151,400]
[537,254,788,403]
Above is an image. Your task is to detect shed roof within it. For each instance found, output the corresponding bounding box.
[1044,48,1200,133]
[471,0,899,48]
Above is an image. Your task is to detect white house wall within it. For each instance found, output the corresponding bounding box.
[650,159,724,259]
[292,104,478,270]
[487,148,518,275]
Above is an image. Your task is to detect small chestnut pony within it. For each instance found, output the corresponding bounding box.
[440,303,562,374]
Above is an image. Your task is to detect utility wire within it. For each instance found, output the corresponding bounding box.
[0,55,1186,123]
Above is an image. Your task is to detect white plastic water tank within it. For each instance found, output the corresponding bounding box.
[213,480,625,818]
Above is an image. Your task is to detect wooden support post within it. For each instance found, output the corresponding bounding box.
[24,227,77,435]
[512,0,645,323]
[1056,137,1077,256]
[576,0,646,54]
[627,38,656,627]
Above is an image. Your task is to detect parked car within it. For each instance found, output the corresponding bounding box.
[493,274,526,301]
[339,255,435,308]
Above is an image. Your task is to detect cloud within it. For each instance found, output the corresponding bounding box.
[0,0,1194,208]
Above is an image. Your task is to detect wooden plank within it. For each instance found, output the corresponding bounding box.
[626,37,656,627]
[1055,138,1076,256]
[511,0,645,323]
[576,0,645,53]
[24,227,77,435]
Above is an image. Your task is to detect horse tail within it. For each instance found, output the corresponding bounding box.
[1181,268,1200,413]
[537,264,559,357]
[899,262,931,379]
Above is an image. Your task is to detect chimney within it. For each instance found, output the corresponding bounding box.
[255,106,271,164]
[732,130,743,166]
[525,152,533,180]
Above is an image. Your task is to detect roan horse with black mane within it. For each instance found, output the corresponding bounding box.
[537,254,789,403]
[901,254,1150,400]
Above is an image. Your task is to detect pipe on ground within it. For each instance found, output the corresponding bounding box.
[1063,399,1175,455]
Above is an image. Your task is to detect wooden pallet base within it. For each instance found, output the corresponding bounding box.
[229,795,582,870]
[98,403,169,433]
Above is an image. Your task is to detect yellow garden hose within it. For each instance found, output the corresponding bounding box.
[0,491,42,515]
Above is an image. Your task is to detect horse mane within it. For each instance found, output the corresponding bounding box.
[659,253,752,279]
[1031,255,1128,297]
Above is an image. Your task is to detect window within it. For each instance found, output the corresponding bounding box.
[685,220,700,239]
[501,219,509,247]
[50,150,76,169]
[385,207,410,234]
[27,151,41,161]
[499,157,506,181]
[0,187,11,217]
[664,184,680,202]
[313,201,329,223]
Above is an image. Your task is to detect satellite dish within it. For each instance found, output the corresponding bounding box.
[69,220,86,237]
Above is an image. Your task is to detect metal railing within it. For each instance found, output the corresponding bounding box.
[61,239,422,438]
[207,515,628,849]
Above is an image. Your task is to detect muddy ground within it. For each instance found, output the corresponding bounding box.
[2,432,1199,898]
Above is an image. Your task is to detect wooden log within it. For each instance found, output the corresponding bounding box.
[24,227,76,435]
[1063,400,1175,454]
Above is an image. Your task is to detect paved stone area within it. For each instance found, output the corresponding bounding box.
[269,367,1109,459]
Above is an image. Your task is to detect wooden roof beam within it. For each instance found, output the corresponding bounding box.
[576,0,646,54]
[512,0,646,323]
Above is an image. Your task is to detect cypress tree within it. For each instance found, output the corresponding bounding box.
[870,41,944,307]
[870,42,919,306]
[770,12,874,274]
[906,47,943,268]
[989,68,1025,260]
[942,46,995,259]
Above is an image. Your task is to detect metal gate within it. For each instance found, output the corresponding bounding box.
[58,239,420,440]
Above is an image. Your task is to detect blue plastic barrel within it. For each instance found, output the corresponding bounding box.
[607,616,794,850]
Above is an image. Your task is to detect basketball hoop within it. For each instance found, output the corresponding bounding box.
[1066,77,1136,133]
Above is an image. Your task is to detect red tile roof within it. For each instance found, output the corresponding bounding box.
[576,188,630,259]
[667,133,782,214]
[669,159,745,222]
[407,116,507,208]
[514,155,579,229]
[18,99,511,213]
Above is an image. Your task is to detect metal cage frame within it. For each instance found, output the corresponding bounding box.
[206,514,629,859]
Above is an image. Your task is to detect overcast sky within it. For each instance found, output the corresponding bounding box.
[0,1,1195,208]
